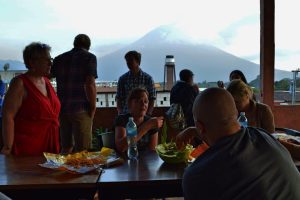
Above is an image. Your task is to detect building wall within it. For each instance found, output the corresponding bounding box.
[107,93,117,107]
[96,94,106,108]
[96,91,170,108]
[156,92,170,107]
[96,93,117,108]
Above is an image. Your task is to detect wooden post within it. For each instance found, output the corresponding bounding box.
[260,0,275,107]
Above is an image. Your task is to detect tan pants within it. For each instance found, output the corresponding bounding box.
[59,112,92,153]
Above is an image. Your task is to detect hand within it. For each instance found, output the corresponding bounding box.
[279,138,300,147]
[1,146,12,155]
[175,127,198,150]
[149,116,164,129]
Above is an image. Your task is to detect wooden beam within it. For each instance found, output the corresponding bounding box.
[260,0,274,107]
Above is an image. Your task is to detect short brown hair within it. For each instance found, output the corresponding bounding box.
[124,51,141,65]
[73,34,91,50]
[127,88,149,105]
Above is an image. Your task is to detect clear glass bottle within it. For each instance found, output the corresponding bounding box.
[238,112,248,128]
[126,117,138,160]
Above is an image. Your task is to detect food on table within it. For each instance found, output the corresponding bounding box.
[41,148,116,173]
[156,142,193,164]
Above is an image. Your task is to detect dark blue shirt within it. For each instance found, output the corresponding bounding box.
[183,127,300,200]
[170,81,198,127]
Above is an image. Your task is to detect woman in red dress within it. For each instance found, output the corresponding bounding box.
[1,42,61,155]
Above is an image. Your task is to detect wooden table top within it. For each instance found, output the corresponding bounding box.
[98,150,186,185]
[0,155,100,191]
[97,150,187,199]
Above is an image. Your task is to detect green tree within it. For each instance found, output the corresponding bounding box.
[274,78,290,91]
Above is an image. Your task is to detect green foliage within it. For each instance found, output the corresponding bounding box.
[274,78,291,90]
[156,143,193,164]
[252,87,260,94]
[248,75,260,88]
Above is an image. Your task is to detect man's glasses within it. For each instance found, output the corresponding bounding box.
[35,57,53,64]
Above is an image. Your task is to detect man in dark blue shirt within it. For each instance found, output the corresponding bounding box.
[170,69,198,127]
[177,88,300,200]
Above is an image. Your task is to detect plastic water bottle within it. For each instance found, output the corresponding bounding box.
[126,117,138,160]
[238,112,248,128]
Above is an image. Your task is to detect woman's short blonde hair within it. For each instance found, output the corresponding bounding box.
[226,79,253,99]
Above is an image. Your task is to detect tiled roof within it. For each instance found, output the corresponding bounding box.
[274,91,300,102]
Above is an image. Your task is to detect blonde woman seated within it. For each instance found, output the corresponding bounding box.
[115,88,164,154]
[226,79,275,133]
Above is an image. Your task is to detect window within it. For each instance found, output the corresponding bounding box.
[274,0,300,105]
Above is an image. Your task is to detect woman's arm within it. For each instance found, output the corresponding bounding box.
[115,117,163,152]
[136,117,164,141]
[115,126,128,153]
[1,77,24,155]
[148,132,158,150]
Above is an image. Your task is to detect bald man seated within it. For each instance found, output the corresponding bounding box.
[177,88,300,200]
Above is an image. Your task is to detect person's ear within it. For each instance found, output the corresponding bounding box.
[195,120,205,135]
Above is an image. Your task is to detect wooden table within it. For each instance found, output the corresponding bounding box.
[0,155,100,200]
[97,150,187,200]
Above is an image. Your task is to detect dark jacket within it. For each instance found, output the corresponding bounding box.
[170,81,199,127]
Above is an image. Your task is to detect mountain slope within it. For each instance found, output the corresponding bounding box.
[98,25,290,82]
[0,60,26,71]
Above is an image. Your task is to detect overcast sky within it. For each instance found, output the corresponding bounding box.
[0,0,299,71]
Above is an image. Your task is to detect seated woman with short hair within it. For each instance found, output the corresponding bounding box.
[114,88,164,154]
[226,79,275,133]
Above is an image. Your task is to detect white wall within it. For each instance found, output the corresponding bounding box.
[156,91,170,107]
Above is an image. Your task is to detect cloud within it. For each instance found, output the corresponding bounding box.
[1,0,299,72]
[275,50,300,71]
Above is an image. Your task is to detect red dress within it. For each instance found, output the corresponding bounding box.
[12,74,61,155]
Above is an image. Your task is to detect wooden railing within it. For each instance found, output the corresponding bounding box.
[93,106,300,132]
